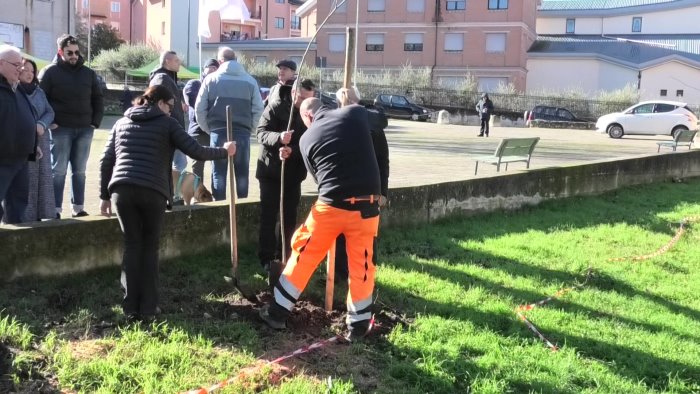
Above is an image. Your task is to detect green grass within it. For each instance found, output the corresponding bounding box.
[2,179,700,393]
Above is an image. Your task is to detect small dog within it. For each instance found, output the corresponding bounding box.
[173,170,213,206]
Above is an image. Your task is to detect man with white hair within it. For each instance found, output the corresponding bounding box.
[0,44,38,223]
[195,46,263,200]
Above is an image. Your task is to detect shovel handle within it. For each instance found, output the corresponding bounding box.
[325,242,336,312]
[226,106,238,280]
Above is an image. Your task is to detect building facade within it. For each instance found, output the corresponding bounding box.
[297,0,538,92]
[528,0,700,104]
[76,0,132,41]
[0,0,75,60]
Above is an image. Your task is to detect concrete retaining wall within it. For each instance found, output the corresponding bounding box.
[3,151,700,281]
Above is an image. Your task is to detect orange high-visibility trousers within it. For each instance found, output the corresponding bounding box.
[273,201,379,328]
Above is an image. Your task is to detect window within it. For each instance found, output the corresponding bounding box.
[161,21,165,35]
[404,33,424,51]
[111,1,120,12]
[162,0,165,8]
[566,18,575,34]
[444,33,463,52]
[329,34,345,52]
[276,0,284,3]
[391,96,408,105]
[275,17,284,29]
[407,0,424,12]
[291,15,301,30]
[332,0,347,13]
[446,0,465,10]
[677,89,684,97]
[478,77,507,92]
[366,33,384,51]
[254,56,267,63]
[556,109,574,120]
[632,17,642,32]
[654,103,675,113]
[485,33,506,53]
[488,0,507,9]
[368,0,385,12]
[82,0,88,8]
[660,89,667,96]
[632,103,654,114]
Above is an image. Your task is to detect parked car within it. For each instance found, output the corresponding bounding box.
[596,100,699,139]
[524,105,585,125]
[317,90,337,107]
[259,87,270,101]
[374,94,430,121]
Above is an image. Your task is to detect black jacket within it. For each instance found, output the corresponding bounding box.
[0,77,37,164]
[149,67,185,128]
[256,84,308,183]
[300,105,381,204]
[38,54,104,128]
[476,98,494,120]
[99,105,228,206]
[367,108,389,196]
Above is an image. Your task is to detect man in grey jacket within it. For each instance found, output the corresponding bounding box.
[195,47,263,200]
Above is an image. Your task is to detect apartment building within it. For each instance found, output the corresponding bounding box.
[76,0,132,41]
[297,0,539,91]
[528,0,700,103]
[0,0,75,60]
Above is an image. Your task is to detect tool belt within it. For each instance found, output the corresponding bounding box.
[329,195,381,216]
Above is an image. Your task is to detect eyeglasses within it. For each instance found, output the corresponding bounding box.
[2,59,23,69]
[65,50,80,56]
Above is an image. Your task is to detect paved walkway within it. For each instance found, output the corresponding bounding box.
[63,117,676,215]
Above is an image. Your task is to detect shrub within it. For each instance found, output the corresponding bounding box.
[92,43,159,81]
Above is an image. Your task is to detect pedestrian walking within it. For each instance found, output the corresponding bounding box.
[39,34,104,218]
[476,93,494,137]
[99,85,237,322]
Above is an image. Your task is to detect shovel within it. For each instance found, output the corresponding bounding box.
[223,105,259,303]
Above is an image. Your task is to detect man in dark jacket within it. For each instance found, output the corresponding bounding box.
[265,59,296,107]
[0,44,38,224]
[255,78,316,285]
[476,93,494,137]
[183,58,219,181]
[260,98,381,341]
[38,34,104,218]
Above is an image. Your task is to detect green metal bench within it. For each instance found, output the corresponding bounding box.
[474,137,540,175]
[656,129,697,152]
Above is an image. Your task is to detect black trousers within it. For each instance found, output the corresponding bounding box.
[112,184,166,316]
[257,177,302,266]
[480,118,490,136]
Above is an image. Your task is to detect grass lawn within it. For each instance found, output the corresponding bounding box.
[2,179,700,393]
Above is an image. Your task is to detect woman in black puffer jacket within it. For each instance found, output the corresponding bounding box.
[99,85,236,322]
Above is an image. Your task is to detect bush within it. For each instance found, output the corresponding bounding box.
[92,43,159,81]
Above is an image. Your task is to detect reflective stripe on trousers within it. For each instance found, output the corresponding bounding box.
[272,201,379,325]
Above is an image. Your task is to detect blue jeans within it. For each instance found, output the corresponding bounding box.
[172,149,187,172]
[0,160,29,224]
[51,126,94,212]
[210,128,250,200]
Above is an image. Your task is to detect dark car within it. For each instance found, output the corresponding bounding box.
[96,75,108,91]
[525,105,584,125]
[374,94,430,121]
[317,90,337,107]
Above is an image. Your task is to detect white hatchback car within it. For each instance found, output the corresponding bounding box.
[596,100,698,139]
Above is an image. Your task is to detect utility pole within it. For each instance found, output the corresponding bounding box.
[87,0,92,66]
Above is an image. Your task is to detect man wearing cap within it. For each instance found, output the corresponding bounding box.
[475,93,494,137]
[255,78,316,287]
[266,59,296,107]
[183,58,219,181]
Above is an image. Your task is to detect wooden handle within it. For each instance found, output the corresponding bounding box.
[226,105,238,280]
[325,242,336,312]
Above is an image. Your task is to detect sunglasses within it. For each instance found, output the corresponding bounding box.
[64,50,80,56]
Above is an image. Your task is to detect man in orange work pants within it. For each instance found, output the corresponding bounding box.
[259,97,381,340]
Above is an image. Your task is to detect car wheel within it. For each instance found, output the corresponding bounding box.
[672,126,688,138]
[607,124,624,139]
[411,113,419,121]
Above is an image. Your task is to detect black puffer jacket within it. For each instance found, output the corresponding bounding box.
[38,54,104,128]
[149,67,185,127]
[255,84,308,183]
[99,105,228,205]
[0,77,36,164]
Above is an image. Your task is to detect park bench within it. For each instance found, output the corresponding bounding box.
[656,129,697,152]
[474,137,540,175]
